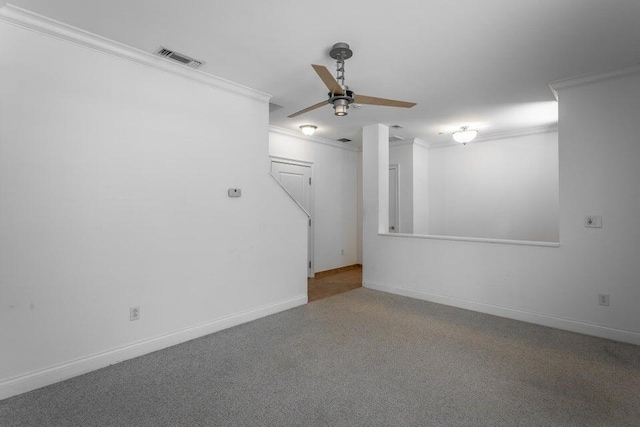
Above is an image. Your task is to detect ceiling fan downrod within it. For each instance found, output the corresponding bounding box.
[329,42,354,116]
[335,57,346,89]
[329,41,352,91]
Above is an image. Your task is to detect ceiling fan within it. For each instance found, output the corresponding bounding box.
[288,42,417,118]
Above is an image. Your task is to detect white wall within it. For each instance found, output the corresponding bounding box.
[269,130,359,272]
[356,151,363,264]
[428,132,559,242]
[0,17,307,398]
[362,69,640,345]
[412,142,429,235]
[389,143,414,234]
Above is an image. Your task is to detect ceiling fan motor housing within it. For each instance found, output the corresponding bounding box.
[329,90,354,116]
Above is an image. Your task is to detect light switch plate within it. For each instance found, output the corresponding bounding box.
[584,215,602,228]
[598,294,609,306]
[228,188,242,197]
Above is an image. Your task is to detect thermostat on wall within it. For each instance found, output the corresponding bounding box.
[228,188,242,197]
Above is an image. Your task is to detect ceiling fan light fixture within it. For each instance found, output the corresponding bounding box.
[300,125,317,136]
[333,99,349,116]
[452,126,478,144]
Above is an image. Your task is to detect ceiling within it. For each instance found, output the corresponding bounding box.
[8,0,640,147]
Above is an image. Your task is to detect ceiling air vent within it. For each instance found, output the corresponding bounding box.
[389,135,405,142]
[154,46,205,69]
[337,138,352,143]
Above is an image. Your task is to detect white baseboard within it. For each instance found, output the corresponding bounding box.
[0,294,307,401]
[364,280,640,346]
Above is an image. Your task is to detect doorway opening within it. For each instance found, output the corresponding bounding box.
[270,157,314,278]
[307,264,362,302]
[389,164,399,233]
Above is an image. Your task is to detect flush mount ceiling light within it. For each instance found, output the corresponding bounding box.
[300,125,317,136]
[452,126,478,144]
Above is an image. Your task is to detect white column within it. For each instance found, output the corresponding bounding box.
[362,123,389,242]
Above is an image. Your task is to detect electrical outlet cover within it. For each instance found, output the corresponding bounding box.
[130,306,140,321]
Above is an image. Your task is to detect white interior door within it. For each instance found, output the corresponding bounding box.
[389,165,399,233]
[270,159,314,277]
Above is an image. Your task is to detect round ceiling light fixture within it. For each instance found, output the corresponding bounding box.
[300,125,317,136]
[452,126,478,144]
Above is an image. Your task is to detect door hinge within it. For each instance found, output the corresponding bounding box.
[309,261,312,269]
[309,218,311,226]
[309,177,311,185]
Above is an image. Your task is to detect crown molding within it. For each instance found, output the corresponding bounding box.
[0,4,271,103]
[428,124,558,150]
[269,126,360,152]
[549,63,640,101]
[413,138,430,149]
[473,124,558,143]
[389,137,430,149]
[389,139,413,148]
[271,124,556,153]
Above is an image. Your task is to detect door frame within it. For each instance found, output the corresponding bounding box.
[269,156,315,278]
[389,164,400,233]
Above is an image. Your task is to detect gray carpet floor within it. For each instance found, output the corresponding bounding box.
[1,288,640,426]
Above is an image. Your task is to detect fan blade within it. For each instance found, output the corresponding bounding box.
[354,94,416,108]
[311,64,344,95]
[287,100,328,118]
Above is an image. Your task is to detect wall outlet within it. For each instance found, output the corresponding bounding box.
[228,188,242,197]
[598,294,609,306]
[585,215,602,228]
[130,306,140,321]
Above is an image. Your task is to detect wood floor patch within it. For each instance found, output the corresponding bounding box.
[308,265,362,302]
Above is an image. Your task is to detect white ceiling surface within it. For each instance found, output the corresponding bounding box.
[9,0,640,146]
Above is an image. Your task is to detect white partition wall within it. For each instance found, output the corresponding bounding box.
[412,142,429,235]
[362,67,640,345]
[0,9,307,399]
[362,124,389,284]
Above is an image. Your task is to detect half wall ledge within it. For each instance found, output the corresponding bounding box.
[379,232,560,248]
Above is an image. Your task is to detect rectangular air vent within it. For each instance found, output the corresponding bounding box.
[389,135,405,142]
[337,138,352,143]
[154,46,205,69]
